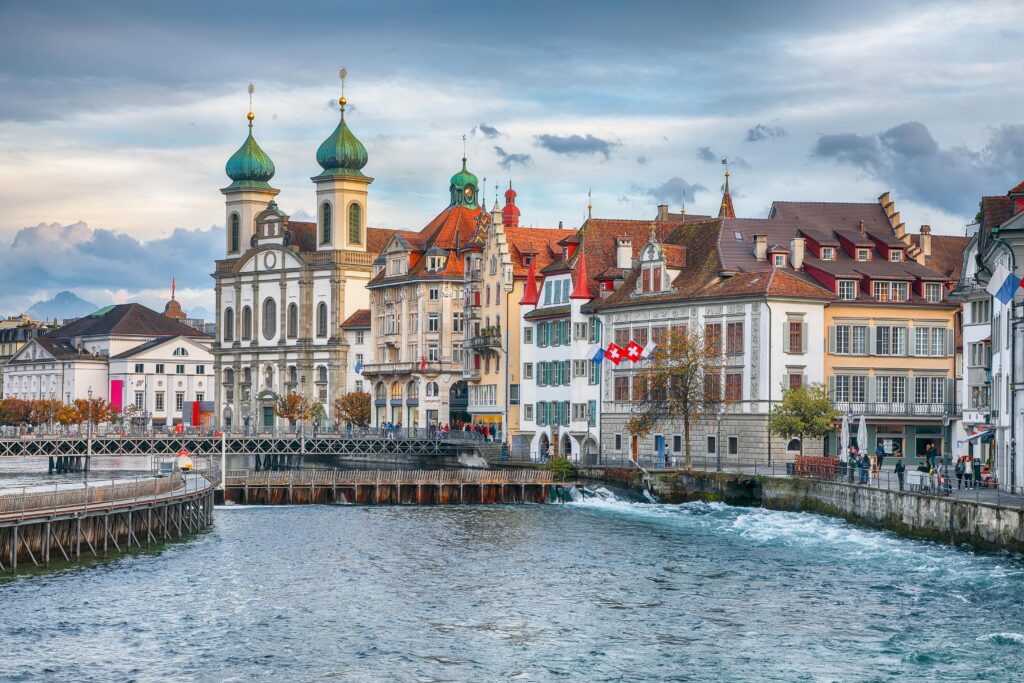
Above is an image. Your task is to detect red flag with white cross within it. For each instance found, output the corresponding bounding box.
[625,340,643,362]
[604,343,624,365]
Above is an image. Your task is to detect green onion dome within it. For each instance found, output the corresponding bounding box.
[225,116,276,189]
[449,157,479,208]
[315,100,368,177]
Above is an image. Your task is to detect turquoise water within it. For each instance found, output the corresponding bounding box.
[1,496,1022,681]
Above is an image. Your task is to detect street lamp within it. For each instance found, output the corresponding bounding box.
[715,401,724,472]
[87,386,93,442]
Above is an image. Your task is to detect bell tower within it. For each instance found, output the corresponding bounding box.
[312,68,372,252]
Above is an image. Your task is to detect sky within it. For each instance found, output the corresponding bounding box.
[2,0,1024,317]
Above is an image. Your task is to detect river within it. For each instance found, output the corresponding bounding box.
[0,493,1022,681]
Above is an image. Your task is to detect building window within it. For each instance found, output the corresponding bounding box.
[820,246,835,260]
[726,321,744,355]
[704,373,721,402]
[317,302,328,337]
[242,306,252,340]
[837,280,857,300]
[728,436,738,455]
[705,323,722,355]
[524,363,533,379]
[229,213,240,253]
[573,359,587,377]
[224,308,235,341]
[134,392,143,409]
[321,202,332,244]
[788,373,803,389]
[155,393,164,411]
[429,286,439,301]
[834,325,850,354]
[262,298,277,339]
[196,392,204,403]
[773,254,786,267]
[196,365,205,375]
[589,360,600,385]
[875,326,907,355]
[787,321,805,353]
[614,376,629,401]
[924,283,943,303]
[428,313,439,332]
[134,363,144,373]
[707,435,717,454]
[175,364,185,374]
[615,434,622,451]
[175,392,184,411]
[524,327,533,344]
[348,203,362,245]
[524,405,534,420]
[155,363,165,374]
[857,249,869,261]
[452,312,463,333]
[427,344,439,362]
[355,330,365,344]
[725,372,742,401]
[890,250,902,262]
[970,300,991,324]
[286,303,298,338]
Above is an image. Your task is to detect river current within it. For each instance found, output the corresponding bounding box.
[1,494,1023,682]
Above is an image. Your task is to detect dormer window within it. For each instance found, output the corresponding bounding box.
[563,247,569,259]
[838,280,857,300]
[889,250,902,262]
[857,248,870,262]
[773,254,786,267]
[641,264,663,293]
[427,255,446,272]
[523,255,533,266]
[821,247,835,261]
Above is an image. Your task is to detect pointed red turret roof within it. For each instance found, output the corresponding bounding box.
[719,170,736,218]
[502,180,521,227]
[519,255,540,305]
[569,244,595,300]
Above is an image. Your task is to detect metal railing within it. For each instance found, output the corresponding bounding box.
[225,468,553,486]
[0,425,485,443]
[830,402,961,417]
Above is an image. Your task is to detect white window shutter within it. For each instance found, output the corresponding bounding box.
[801,322,808,353]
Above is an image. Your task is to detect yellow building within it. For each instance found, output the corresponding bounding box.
[770,197,958,462]
[460,186,572,446]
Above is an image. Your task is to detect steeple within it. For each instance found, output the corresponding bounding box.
[502,180,520,227]
[718,162,735,219]
[224,83,276,190]
[315,68,369,177]
[449,144,479,208]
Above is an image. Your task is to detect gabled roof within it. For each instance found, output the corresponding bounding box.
[980,196,1014,231]
[769,201,894,235]
[32,337,86,360]
[368,205,482,286]
[908,234,971,282]
[504,227,576,277]
[46,304,209,340]
[341,309,371,329]
[110,335,209,360]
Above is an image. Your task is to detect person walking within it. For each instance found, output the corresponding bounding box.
[875,442,886,474]
[964,456,974,489]
[894,458,906,491]
[859,453,869,485]
[955,457,965,489]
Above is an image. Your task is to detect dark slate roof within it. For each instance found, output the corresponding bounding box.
[34,337,89,360]
[980,196,1014,232]
[769,200,894,234]
[111,336,202,359]
[45,304,209,340]
[524,304,571,320]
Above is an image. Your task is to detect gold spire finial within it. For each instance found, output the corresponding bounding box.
[247,82,255,122]
[338,67,348,108]
[587,188,593,221]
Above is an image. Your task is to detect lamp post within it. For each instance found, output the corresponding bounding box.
[87,386,93,442]
[716,401,724,472]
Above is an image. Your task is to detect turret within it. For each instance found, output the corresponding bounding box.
[502,181,521,227]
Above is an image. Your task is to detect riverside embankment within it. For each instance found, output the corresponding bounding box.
[578,466,1024,554]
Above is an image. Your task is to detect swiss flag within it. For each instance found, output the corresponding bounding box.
[420,355,427,371]
[625,340,643,362]
[605,343,624,365]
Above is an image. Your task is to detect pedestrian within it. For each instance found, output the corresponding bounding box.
[859,453,869,485]
[875,442,886,473]
[848,446,859,483]
[964,456,974,489]
[955,457,965,489]
[926,443,937,471]
[894,458,906,491]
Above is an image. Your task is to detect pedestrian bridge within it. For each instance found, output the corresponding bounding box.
[0,429,487,462]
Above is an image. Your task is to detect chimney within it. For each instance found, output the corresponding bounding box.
[753,234,767,261]
[858,219,865,236]
[616,237,632,269]
[790,237,805,271]
[558,220,563,229]
[919,224,932,257]
[656,204,668,221]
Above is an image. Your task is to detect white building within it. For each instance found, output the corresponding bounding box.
[212,85,396,429]
[2,303,213,426]
[340,309,371,395]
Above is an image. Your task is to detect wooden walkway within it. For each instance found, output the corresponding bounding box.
[223,468,560,506]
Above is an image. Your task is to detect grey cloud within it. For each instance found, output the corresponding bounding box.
[0,221,220,311]
[535,133,619,160]
[746,123,786,142]
[812,121,1024,215]
[636,155,649,165]
[494,146,532,170]
[633,177,707,205]
[474,123,500,138]
[696,146,717,163]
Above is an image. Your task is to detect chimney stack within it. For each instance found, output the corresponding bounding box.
[616,237,633,269]
[790,237,806,271]
[753,234,767,261]
[919,224,932,257]
[858,219,866,236]
[656,204,668,221]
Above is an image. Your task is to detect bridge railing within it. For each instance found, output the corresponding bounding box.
[0,476,184,517]
[0,426,485,444]
[225,468,554,486]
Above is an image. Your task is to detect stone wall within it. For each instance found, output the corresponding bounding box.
[599,413,824,464]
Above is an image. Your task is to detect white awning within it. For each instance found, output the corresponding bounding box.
[967,429,993,442]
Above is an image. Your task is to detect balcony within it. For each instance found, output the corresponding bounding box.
[466,269,483,283]
[361,361,463,377]
[466,332,502,351]
[831,402,961,418]
[949,276,986,300]
[464,366,481,381]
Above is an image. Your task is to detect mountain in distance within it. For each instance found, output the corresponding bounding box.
[188,306,214,321]
[26,291,99,321]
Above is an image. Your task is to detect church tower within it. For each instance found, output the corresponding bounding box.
[221,83,279,257]
[312,69,372,252]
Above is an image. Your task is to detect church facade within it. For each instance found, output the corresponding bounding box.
[212,87,395,429]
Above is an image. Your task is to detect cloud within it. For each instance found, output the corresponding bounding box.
[494,146,532,170]
[696,146,718,163]
[0,221,219,315]
[535,133,619,160]
[633,177,708,205]
[812,120,1024,214]
[473,123,500,138]
[636,155,649,165]
[746,123,786,142]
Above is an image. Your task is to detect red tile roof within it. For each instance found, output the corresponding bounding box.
[981,196,1014,231]
[341,309,371,328]
[907,234,971,283]
[504,227,576,277]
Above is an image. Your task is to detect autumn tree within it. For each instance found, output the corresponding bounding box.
[73,397,114,427]
[625,327,722,469]
[272,392,314,426]
[335,391,371,428]
[768,383,838,455]
[0,398,30,425]
[56,404,82,427]
[28,399,61,427]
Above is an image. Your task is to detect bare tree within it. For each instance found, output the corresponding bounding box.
[626,327,722,468]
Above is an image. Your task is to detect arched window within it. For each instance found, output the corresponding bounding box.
[242,306,252,340]
[348,202,362,245]
[318,366,328,382]
[288,366,297,383]
[262,298,277,339]
[242,367,251,384]
[407,380,419,399]
[173,347,189,356]
[321,202,332,244]
[287,303,298,339]
[229,213,240,253]
[425,381,439,397]
[317,302,328,337]
[375,382,386,400]
[494,285,500,305]
[224,308,234,342]
[390,382,402,400]
[490,255,497,275]
[224,368,234,384]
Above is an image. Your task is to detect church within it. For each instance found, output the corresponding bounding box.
[212,82,396,429]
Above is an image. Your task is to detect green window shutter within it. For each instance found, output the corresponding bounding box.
[828,326,837,354]
[562,360,570,385]
[589,400,597,427]
[536,402,543,426]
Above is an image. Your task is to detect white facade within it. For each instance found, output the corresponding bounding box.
[341,323,371,395]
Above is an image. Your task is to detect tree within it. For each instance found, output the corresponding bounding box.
[768,383,839,455]
[56,404,82,427]
[626,327,722,469]
[73,398,114,427]
[120,402,140,426]
[272,392,313,426]
[335,391,371,428]
[310,400,326,425]
[0,398,30,426]
[28,399,61,427]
